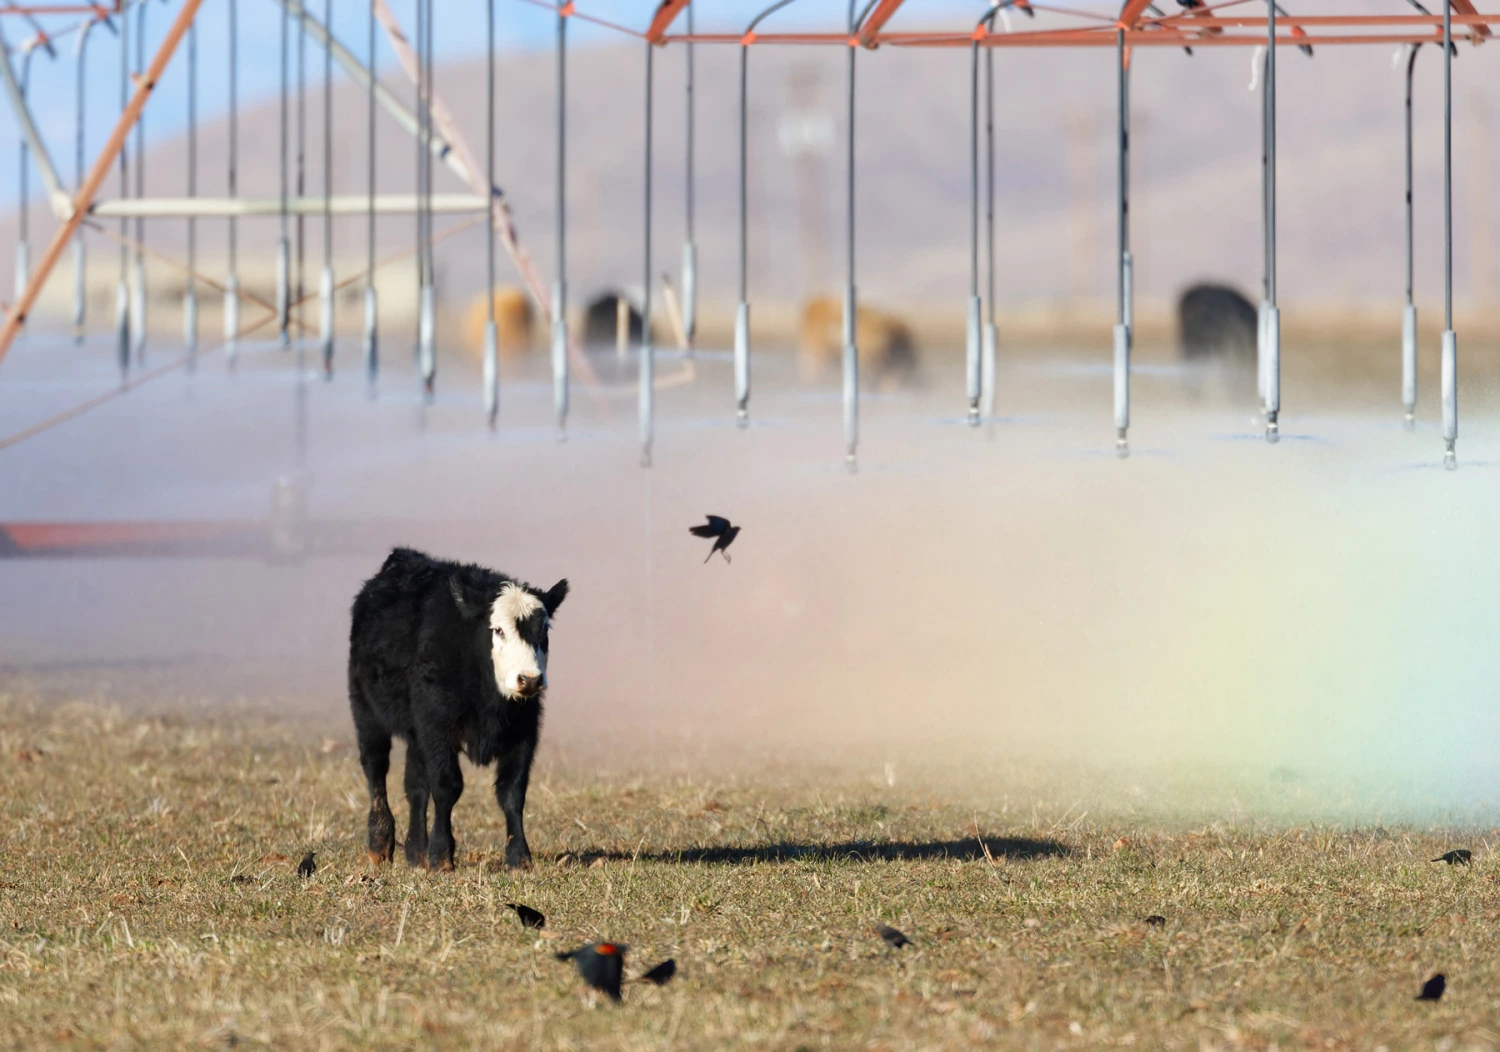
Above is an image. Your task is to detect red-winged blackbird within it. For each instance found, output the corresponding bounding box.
[1144,915,1166,927]
[637,959,676,986]
[689,516,741,564]
[1417,973,1446,1001]
[297,852,317,878]
[557,942,627,1001]
[507,903,545,930]
[1432,850,1472,866]
[877,924,911,949]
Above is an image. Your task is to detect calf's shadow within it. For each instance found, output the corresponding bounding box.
[563,835,1070,867]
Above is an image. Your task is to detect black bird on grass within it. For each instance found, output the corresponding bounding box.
[877,923,912,949]
[557,942,627,1001]
[1144,915,1166,927]
[689,515,741,564]
[507,903,546,930]
[636,959,677,986]
[297,851,317,879]
[1417,973,1446,1001]
[1432,849,1472,866]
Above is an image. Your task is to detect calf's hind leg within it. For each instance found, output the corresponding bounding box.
[403,744,430,868]
[353,701,396,865]
[419,731,465,872]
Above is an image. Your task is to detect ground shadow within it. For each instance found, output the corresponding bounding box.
[564,836,1071,867]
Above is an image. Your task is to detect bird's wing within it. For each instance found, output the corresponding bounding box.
[705,515,731,531]
[690,515,731,537]
[688,525,718,537]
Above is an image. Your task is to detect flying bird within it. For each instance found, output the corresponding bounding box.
[507,903,546,930]
[636,959,677,986]
[297,851,317,879]
[1432,849,1473,866]
[1417,973,1446,1001]
[689,515,741,564]
[877,923,912,949]
[557,942,627,1002]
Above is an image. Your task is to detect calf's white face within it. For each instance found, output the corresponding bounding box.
[489,584,547,699]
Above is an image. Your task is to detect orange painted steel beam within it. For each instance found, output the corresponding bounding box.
[646,0,691,43]
[1150,14,1499,30]
[1448,0,1491,42]
[669,31,854,44]
[669,28,1474,47]
[655,8,1500,48]
[0,0,204,369]
[1118,0,1155,29]
[0,6,110,14]
[967,31,1459,48]
[857,0,908,47]
[0,521,265,557]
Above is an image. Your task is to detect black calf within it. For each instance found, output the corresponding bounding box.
[348,547,568,870]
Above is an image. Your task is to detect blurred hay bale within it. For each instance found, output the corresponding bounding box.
[461,286,535,362]
[799,294,918,389]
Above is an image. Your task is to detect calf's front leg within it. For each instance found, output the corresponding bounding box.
[493,739,536,869]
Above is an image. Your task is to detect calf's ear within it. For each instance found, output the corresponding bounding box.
[542,578,570,615]
[448,577,476,618]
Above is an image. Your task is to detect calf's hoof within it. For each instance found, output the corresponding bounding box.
[429,857,456,873]
[367,849,391,867]
[368,808,397,861]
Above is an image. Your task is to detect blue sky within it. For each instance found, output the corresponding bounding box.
[1,0,1033,210]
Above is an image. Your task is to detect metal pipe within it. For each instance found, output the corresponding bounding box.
[974,1,1028,424]
[1113,26,1130,456]
[484,0,499,427]
[417,0,436,398]
[843,0,860,470]
[735,0,801,426]
[318,0,334,379]
[14,51,30,328]
[1264,0,1281,441]
[296,1,307,359]
[427,0,437,394]
[682,0,696,350]
[1402,43,1419,425]
[278,0,290,343]
[981,28,997,421]
[1441,0,1456,468]
[553,2,568,432]
[131,0,147,365]
[965,29,981,425]
[1257,44,1268,411]
[184,16,198,368]
[73,21,89,342]
[363,0,378,393]
[117,4,130,374]
[735,37,749,422]
[89,193,490,218]
[640,40,655,468]
[225,0,240,362]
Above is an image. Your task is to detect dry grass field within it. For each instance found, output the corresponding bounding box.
[2,697,1499,1051]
